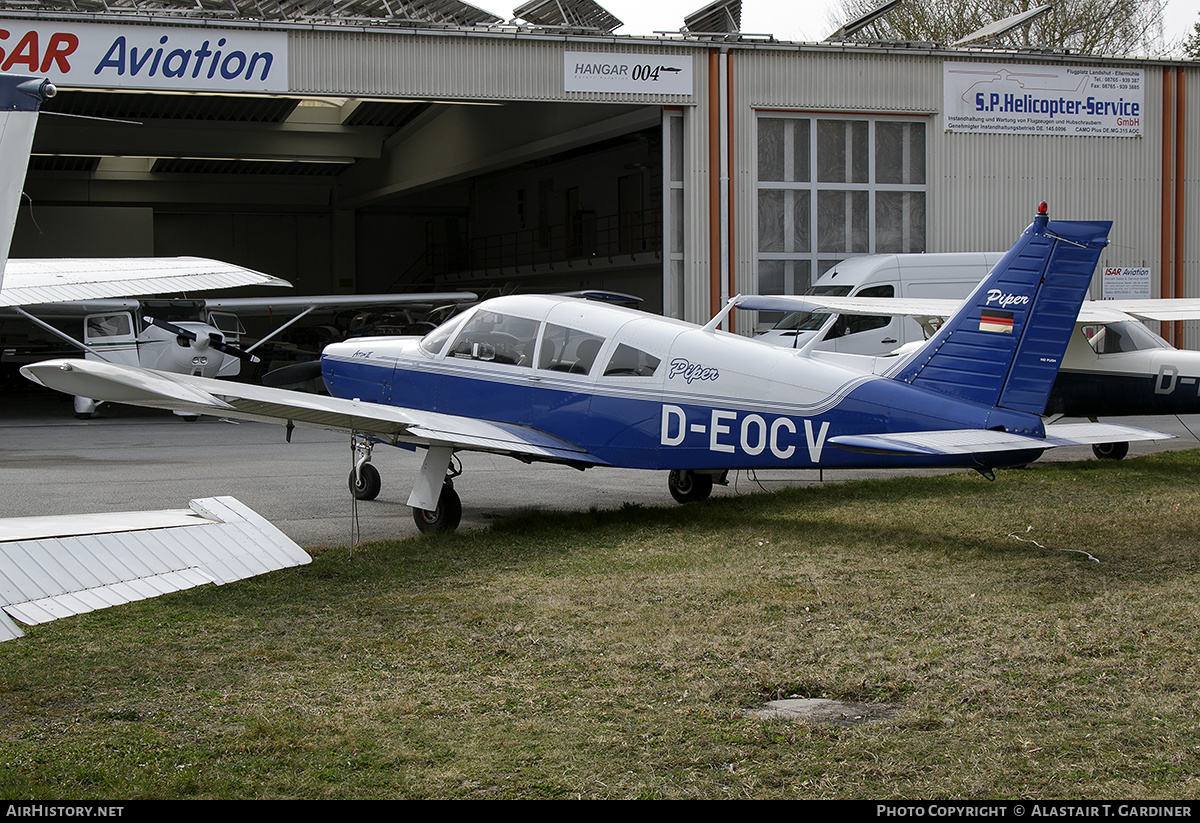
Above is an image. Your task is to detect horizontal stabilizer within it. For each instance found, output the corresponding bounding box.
[829,422,1171,457]
[0,497,311,642]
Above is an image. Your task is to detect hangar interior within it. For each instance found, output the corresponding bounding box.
[17,90,668,310]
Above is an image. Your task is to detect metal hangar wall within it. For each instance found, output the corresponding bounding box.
[1,4,1196,340]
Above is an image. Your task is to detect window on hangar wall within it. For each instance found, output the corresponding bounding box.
[756,113,928,296]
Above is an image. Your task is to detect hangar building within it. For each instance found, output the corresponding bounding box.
[2,1,1196,341]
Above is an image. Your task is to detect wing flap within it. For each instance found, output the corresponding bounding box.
[0,497,311,641]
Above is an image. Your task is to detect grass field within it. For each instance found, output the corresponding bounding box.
[3,451,1200,799]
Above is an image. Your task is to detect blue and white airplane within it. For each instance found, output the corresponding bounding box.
[21,204,1171,533]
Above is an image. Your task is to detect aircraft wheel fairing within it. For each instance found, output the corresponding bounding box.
[412,483,462,533]
[349,463,382,500]
[668,470,714,504]
[1092,441,1129,460]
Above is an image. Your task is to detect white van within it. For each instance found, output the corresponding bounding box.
[756,252,1004,354]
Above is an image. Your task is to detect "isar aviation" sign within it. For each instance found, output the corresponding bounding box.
[0,21,288,93]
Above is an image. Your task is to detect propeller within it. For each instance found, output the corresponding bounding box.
[142,316,260,363]
[261,360,327,391]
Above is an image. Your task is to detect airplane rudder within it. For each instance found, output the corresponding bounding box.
[995,218,1110,413]
[894,207,1110,412]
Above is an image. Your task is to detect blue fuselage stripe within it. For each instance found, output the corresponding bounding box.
[324,356,1045,471]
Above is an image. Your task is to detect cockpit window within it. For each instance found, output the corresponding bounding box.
[448,311,539,366]
[807,285,853,297]
[420,312,470,355]
[603,344,660,377]
[772,310,833,332]
[1084,321,1171,355]
[539,324,606,374]
[86,313,132,339]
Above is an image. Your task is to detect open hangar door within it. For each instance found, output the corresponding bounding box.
[339,99,667,314]
[14,88,668,314]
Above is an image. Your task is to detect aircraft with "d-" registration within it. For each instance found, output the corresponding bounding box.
[22,204,1173,534]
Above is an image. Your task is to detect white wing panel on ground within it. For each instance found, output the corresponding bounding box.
[0,257,290,307]
[0,497,311,642]
[20,359,603,466]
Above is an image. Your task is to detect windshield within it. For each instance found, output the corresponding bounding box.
[766,284,852,332]
[807,285,853,297]
[1085,321,1172,355]
[771,310,833,332]
[419,311,472,355]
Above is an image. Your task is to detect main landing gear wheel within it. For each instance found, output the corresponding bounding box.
[412,482,462,534]
[668,470,714,504]
[1092,441,1129,461]
[349,463,382,500]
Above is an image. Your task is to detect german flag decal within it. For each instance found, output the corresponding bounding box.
[979,310,1014,333]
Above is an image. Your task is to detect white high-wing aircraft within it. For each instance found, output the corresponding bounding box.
[0,74,476,416]
[22,205,1175,535]
[7,292,476,417]
[0,74,310,641]
[744,291,1200,460]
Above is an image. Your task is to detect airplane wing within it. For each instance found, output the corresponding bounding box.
[734,294,1200,326]
[828,421,1170,456]
[19,358,605,467]
[0,257,291,307]
[1088,299,1200,323]
[0,496,311,642]
[201,293,477,314]
[732,294,963,319]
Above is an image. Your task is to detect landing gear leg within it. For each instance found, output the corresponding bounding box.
[349,438,381,500]
[74,396,99,419]
[408,446,464,534]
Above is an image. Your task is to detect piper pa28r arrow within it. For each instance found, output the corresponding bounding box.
[22,204,1171,533]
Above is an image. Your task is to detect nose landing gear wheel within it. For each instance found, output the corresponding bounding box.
[412,483,462,533]
[668,470,714,503]
[349,463,382,500]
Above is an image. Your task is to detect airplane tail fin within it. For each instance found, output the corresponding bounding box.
[892,204,1110,415]
[0,75,56,291]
